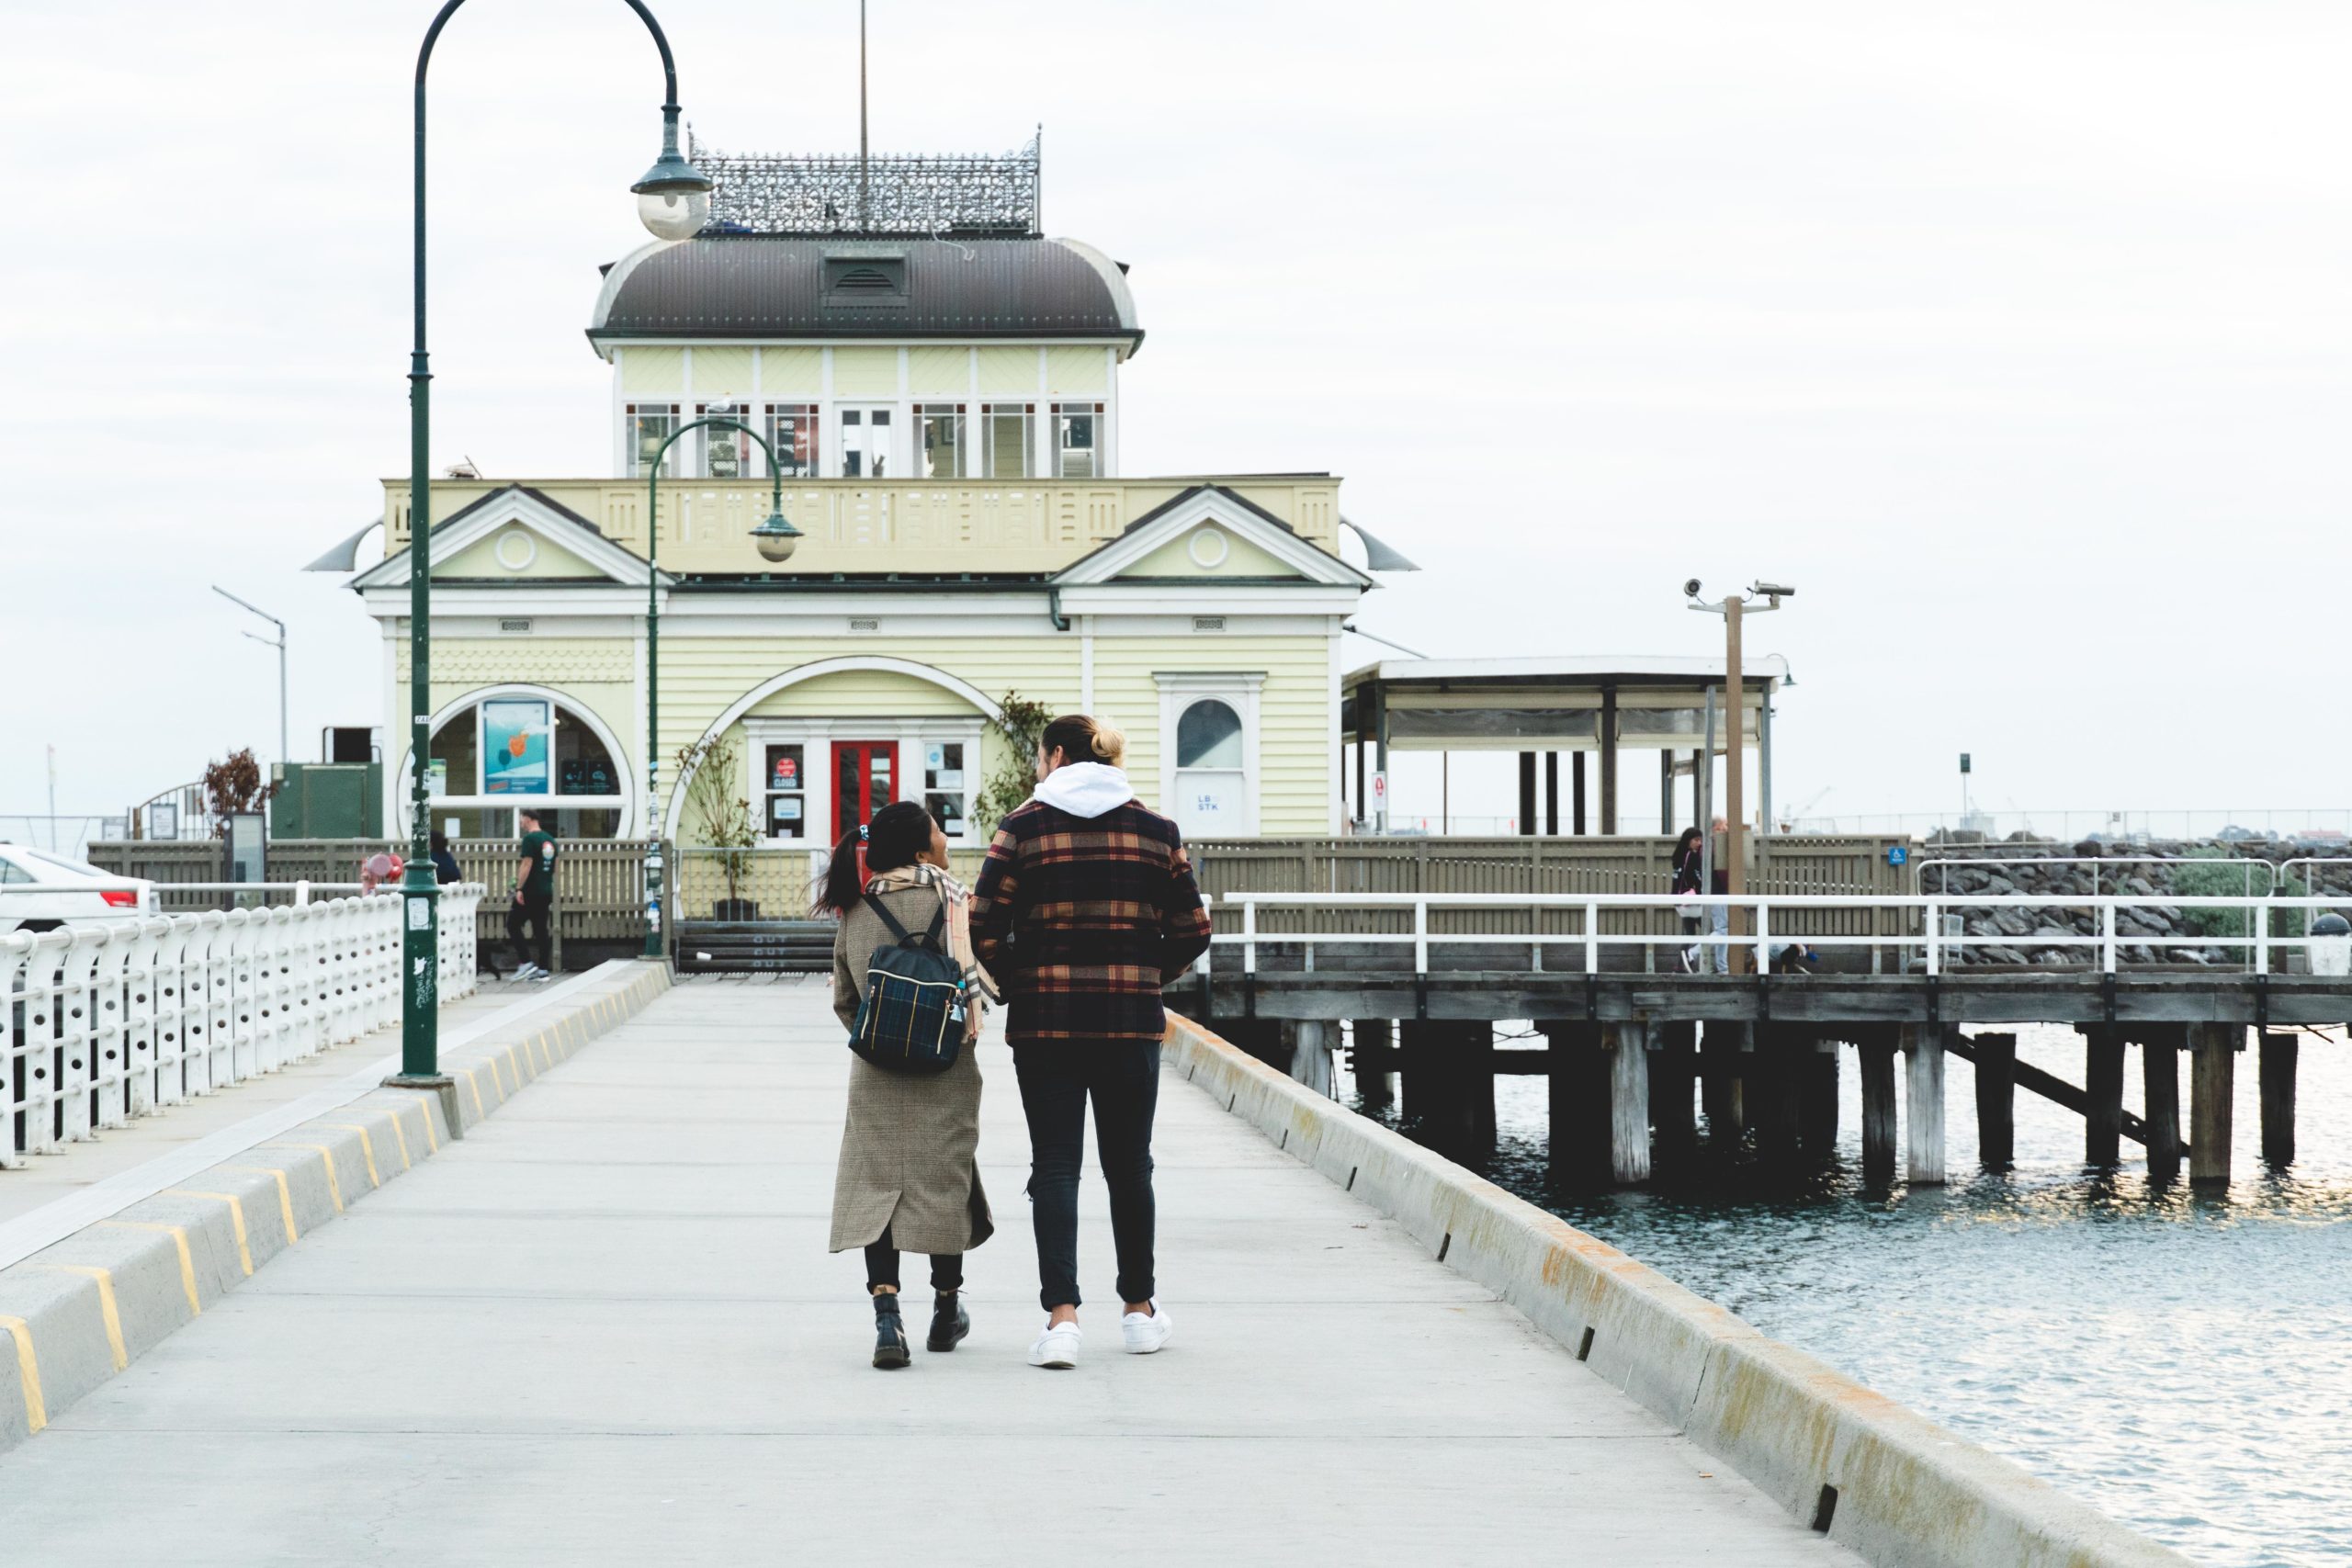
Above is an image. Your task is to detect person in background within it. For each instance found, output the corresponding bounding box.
[509,808,556,982]
[1705,815,1731,975]
[1671,826,1705,973]
[817,800,998,1371]
[429,831,462,886]
[971,714,1212,1371]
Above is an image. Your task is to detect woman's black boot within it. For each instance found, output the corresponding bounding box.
[927,1291,971,1352]
[872,1292,911,1370]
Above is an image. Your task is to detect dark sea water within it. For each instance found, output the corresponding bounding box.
[1345,1025,2352,1568]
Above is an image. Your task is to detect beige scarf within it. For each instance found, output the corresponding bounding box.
[865,862,1001,1037]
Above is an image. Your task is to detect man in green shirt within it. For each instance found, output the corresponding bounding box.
[508,808,558,980]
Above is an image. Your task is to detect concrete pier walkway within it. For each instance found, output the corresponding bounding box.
[0,978,1855,1565]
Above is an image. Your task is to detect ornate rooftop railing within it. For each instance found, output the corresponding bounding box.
[689,130,1041,237]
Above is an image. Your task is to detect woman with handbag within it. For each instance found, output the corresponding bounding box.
[1671,826,1706,973]
[818,800,999,1370]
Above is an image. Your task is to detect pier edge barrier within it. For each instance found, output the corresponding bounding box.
[1164,1014,2192,1568]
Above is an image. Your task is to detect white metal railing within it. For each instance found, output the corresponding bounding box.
[2,886,483,1166]
[1208,891,2352,979]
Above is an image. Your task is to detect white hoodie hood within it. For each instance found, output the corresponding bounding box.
[1033,761,1134,819]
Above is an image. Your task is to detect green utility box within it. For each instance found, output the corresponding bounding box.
[269,762,384,840]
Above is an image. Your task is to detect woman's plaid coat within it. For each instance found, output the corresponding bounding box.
[970,796,1213,1044]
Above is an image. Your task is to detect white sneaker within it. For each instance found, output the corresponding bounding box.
[1028,1320,1081,1370]
[530,968,555,983]
[511,964,540,981]
[1121,1300,1173,1354]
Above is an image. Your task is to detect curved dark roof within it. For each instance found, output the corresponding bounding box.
[589,236,1140,347]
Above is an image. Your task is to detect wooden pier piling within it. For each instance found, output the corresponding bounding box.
[1902,1024,1947,1186]
[1800,1038,1839,1159]
[2189,1023,2236,1185]
[1699,1022,1746,1147]
[1541,1021,1611,1187]
[1289,1020,1335,1097]
[1608,1022,1652,1186]
[1649,1021,1698,1167]
[2141,1028,2181,1177]
[1973,1032,2017,1170]
[2259,1031,2297,1168]
[1860,1035,1899,1183]
[1750,1026,1803,1171]
[2083,1027,2125,1167]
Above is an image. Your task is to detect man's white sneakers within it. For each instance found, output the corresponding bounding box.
[1028,1320,1081,1370]
[1121,1300,1173,1354]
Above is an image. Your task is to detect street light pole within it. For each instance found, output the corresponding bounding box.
[212,586,288,765]
[639,416,799,959]
[390,0,711,1089]
[1687,580,1793,976]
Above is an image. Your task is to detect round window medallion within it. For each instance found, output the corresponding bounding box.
[1187,525,1230,570]
[493,529,537,571]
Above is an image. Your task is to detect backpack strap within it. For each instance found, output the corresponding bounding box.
[861,890,951,953]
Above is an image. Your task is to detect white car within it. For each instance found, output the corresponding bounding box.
[0,844,155,934]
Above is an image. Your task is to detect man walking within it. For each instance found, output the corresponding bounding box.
[509,807,557,981]
[971,714,1211,1371]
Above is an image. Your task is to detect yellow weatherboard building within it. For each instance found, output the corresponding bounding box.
[343,138,1388,876]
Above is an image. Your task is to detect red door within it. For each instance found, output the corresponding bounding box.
[832,741,899,847]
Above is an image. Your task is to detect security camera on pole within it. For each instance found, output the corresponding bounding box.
[1684,579,1794,975]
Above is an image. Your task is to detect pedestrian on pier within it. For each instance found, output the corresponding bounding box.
[972,715,1213,1371]
[820,800,1000,1371]
[1672,826,1704,972]
[507,808,556,981]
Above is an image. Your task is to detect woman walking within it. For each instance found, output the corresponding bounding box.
[971,715,1212,1371]
[1671,826,1704,973]
[820,801,998,1370]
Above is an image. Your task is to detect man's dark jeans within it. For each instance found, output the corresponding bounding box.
[508,893,552,974]
[1012,1040,1160,1313]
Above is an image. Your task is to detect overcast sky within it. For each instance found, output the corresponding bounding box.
[5,1,2348,835]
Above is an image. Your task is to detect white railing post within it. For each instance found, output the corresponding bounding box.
[1926,899,1941,976]
[2101,902,2118,975]
[1242,897,1258,976]
[1414,899,1430,974]
[294,879,311,908]
[1755,898,1770,971]
[2253,896,2269,976]
[1584,899,1599,976]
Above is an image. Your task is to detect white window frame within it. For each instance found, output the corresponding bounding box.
[401,685,636,837]
[742,716,987,848]
[916,401,968,479]
[1154,672,1264,838]
[1054,401,1103,479]
[982,402,1035,479]
[763,402,821,479]
[695,400,753,480]
[625,402,682,479]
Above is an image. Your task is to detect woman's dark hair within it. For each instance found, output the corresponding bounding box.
[430,831,450,854]
[813,800,935,915]
[1675,827,1702,856]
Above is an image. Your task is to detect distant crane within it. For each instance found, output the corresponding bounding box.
[1780,787,1832,832]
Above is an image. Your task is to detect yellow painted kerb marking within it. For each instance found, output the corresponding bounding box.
[260,1144,345,1213]
[407,1096,440,1153]
[0,1315,45,1434]
[380,1111,413,1170]
[164,1190,254,1275]
[26,1266,128,1370]
[315,1125,382,1188]
[99,1221,201,1315]
[458,1067,486,1116]
[219,1166,300,1242]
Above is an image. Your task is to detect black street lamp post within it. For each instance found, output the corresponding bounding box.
[390,0,711,1089]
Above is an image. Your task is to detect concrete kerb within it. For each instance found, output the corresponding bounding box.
[1163,1014,2192,1568]
[0,960,673,1450]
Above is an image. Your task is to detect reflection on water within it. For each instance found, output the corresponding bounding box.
[1346,1024,2352,1568]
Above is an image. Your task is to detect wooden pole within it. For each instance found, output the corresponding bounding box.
[1860,1036,1898,1184]
[2142,1028,2181,1178]
[1544,1021,1610,1188]
[2189,1023,2235,1185]
[1289,1020,1335,1098]
[1351,1019,1395,1110]
[1973,1031,2016,1169]
[2083,1026,2125,1167]
[1609,1021,1652,1186]
[1700,1021,1745,1148]
[1749,1024,1802,1171]
[1649,1020,1697,1168]
[1544,752,1560,837]
[1518,752,1536,837]
[1599,686,1619,834]
[2258,1031,2298,1168]
[1800,1037,1839,1160]
[1903,1022,1946,1186]
[1572,751,1588,836]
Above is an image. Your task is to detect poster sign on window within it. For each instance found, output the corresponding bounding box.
[481,699,552,795]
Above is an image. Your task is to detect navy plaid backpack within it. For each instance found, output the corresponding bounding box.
[847,893,967,1075]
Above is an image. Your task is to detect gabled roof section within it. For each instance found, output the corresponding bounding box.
[351,484,670,590]
[1051,486,1372,589]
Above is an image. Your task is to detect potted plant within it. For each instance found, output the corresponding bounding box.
[674,734,761,919]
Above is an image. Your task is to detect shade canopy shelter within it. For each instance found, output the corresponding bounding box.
[1339,655,1790,835]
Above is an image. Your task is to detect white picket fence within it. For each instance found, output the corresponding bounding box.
[1,886,484,1166]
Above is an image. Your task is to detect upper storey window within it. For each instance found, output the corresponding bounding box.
[628,404,679,478]
[697,401,752,479]
[984,404,1033,480]
[918,404,965,479]
[838,406,893,479]
[766,404,819,479]
[1056,403,1102,479]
